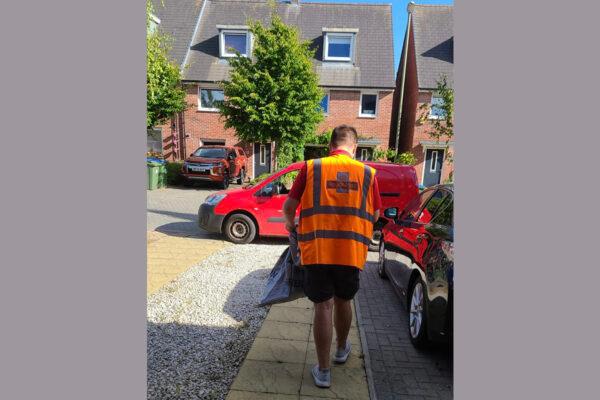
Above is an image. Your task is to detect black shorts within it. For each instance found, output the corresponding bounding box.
[303,264,360,303]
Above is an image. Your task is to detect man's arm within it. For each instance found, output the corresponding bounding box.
[283,163,307,232]
[372,176,382,222]
[283,197,300,232]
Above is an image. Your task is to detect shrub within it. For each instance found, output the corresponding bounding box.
[394,152,417,166]
[165,161,184,186]
[249,172,271,185]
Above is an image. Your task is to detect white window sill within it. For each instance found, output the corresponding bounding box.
[428,115,446,120]
[358,114,376,119]
[324,57,352,62]
[221,53,248,58]
[198,107,220,112]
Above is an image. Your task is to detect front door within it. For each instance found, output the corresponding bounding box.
[423,148,444,187]
[254,143,272,177]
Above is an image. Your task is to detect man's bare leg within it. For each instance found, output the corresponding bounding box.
[313,298,334,370]
[333,296,353,350]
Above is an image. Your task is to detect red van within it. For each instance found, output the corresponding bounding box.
[198,161,419,244]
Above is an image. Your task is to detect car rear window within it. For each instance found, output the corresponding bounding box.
[193,148,226,158]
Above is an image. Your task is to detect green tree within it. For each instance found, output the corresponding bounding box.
[218,13,324,168]
[418,76,454,162]
[146,0,187,129]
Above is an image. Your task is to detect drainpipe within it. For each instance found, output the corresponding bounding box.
[395,2,414,151]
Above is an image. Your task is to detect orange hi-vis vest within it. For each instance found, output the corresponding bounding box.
[298,153,376,270]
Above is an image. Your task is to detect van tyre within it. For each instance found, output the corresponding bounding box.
[408,277,429,347]
[224,213,256,244]
[237,169,245,184]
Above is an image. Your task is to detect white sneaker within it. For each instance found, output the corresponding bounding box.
[333,341,351,364]
[311,364,331,388]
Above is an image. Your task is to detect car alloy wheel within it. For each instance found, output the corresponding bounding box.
[408,278,428,346]
[378,241,388,279]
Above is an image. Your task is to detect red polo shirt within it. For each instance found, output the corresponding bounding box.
[288,149,382,211]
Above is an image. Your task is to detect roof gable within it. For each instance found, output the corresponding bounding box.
[411,4,453,90]
[151,0,206,67]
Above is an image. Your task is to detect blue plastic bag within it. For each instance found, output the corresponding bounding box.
[258,231,305,307]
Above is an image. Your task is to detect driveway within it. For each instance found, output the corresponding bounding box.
[147,184,241,237]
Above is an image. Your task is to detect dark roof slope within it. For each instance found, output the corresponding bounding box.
[151,0,206,67]
[411,4,453,89]
[184,0,395,88]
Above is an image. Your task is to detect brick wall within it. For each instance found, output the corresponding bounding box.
[410,91,453,185]
[160,85,395,177]
[318,90,393,150]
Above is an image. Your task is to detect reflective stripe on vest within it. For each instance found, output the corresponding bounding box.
[297,155,376,269]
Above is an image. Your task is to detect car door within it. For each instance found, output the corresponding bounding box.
[383,189,435,291]
[421,193,454,339]
[253,168,301,236]
[412,189,453,267]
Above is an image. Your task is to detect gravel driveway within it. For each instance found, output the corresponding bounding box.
[147,242,287,400]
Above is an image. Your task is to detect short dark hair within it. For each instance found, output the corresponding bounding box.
[330,125,358,148]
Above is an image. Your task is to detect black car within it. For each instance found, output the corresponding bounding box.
[377,184,453,347]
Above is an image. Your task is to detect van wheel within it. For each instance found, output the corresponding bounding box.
[237,169,245,184]
[408,277,429,347]
[224,213,256,244]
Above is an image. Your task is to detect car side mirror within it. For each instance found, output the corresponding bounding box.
[384,208,398,219]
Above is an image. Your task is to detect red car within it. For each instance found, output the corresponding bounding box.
[198,161,419,244]
[182,145,248,189]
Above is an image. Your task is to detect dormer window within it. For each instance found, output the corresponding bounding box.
[218,25,251,58]
[322,28,358,62]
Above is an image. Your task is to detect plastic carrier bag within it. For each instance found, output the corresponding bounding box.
[258,231,305,307]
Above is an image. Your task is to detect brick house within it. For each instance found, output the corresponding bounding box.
[390,3,453,186]
[152,0,395,178]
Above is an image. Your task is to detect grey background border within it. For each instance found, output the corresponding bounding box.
[1,0,600,399]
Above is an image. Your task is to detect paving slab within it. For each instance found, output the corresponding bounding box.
[267,305,314,324]
[246,337,309,364]
[258,320,312,342]
[230,360,305,395]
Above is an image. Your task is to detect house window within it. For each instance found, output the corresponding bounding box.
[360,93,378,117]
[199,88,224,111]
[429,96,446,119]
[219,30,250,57]
[324,33,354,61]
[148,14,160,34]
[259,145,266,165]
[320,93,329,114]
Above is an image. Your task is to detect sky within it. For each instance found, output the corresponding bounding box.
[304,0,454,73]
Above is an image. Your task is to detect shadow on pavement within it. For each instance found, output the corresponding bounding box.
[147,268,271,399]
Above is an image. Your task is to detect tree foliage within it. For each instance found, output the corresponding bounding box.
[146,0,187,129]
[218,13,324,168]
[419,75,454,143]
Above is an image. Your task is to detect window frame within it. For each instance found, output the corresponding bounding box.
[219,29,252,58]
[429,95,446,120]
[323,32,355,62]
[198,87,224,112]
[320,91,330,115]
[359,91,378,118]
[259,144,266,166]
[430,150,439,172]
